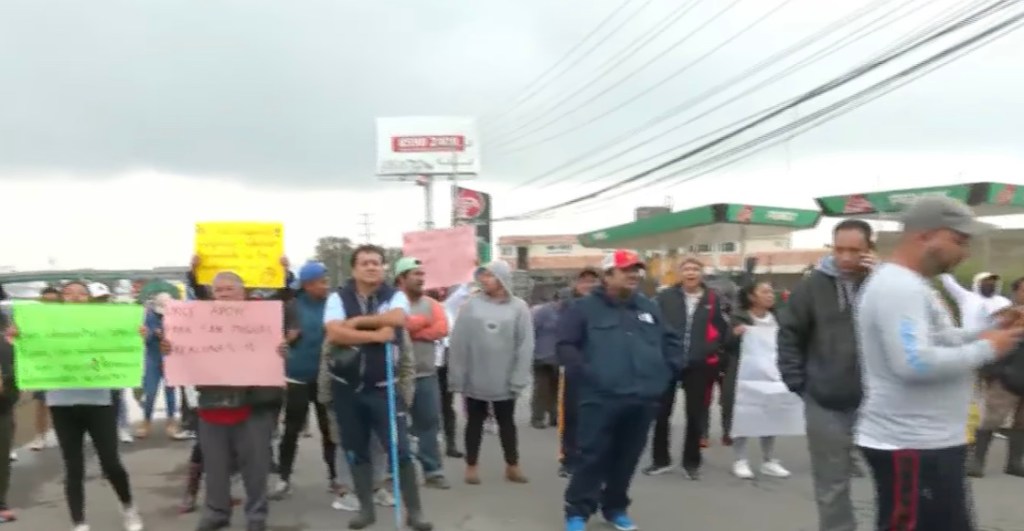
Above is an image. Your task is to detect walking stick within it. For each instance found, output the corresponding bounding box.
[384,342,402,530]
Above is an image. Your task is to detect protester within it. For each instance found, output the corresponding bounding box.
[88,282,135,444]
[163,271,285,531]
[394,257,451,489]
[969,275,1024,478]
[940,271,1012,329]
[448,260,534,486]
[9,281,144,531]
[726,281,790,480]
[855,196,1024,529]
[531,293,561,430]
[434,284,472,459]
[559,250,683,531]
[322,244,431,531]
[27,286,61,452]
[777,219,874,531]
[0,309,18,523]
[271,261,337,499]
[557,268,600,478]
[646,257,729,480]
[137,292,179,439]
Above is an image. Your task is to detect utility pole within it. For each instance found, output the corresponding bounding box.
[358,213,375,244]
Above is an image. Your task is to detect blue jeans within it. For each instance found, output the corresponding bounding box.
[331,381,412,467]
[410,375,444,478]
[142,354,178,421]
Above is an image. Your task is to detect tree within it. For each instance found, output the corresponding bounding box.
[313,236,404,287]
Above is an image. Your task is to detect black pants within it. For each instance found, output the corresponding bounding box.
[860,445,975,531]
[561,368,580,470]
[0,412,12,511]
[332,383,412,467]
[437,364,458,444]
[531,363,560,425]
[651,364,710,469]
[464,398,518,466]
[277,381,336,482]
[564,397,658,518]
[50,405,133,524]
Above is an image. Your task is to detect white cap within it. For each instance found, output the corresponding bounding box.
[151,292,173,315]
[87,282,111,299]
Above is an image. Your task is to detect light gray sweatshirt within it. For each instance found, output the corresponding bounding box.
[448,261,534,401]
[855,263,995,450]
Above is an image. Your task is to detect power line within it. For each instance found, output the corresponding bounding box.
[496,0,1017,221]
[508,0,919,191]
[480,0,641,126]
[486,0,747,149]
[485,0,705,136]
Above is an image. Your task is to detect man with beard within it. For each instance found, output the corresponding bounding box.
[394,257,451,489]
[559,251,682,531]
[856,196,1024,529]
[557,267,599,478]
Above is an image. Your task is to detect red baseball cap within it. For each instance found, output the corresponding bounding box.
[602,249,645,271]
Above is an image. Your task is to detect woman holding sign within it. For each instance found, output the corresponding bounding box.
[726,281,793,480]
[9,281,144,531]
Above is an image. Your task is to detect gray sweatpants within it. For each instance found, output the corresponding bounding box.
[199,409,275,526]
[804,396,858,531]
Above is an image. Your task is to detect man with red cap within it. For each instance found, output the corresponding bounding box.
[558,250,683,531]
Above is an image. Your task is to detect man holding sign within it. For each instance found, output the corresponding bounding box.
[162,271,286,531]
[323,244,432,531]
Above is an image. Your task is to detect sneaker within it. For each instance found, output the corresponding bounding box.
[424,475,451,490]
[641,464,672,476]
[682,466,701,481]
[605,512,638,531]
[72,525,91,531]
[760,460,791,478]
[269,479,291,500]
[28,436,46,451]
[373,487,395,507]
[732,459,754,480]
[8,451,16,462]
[565,516,587,531]
[121,505,144,531]
[331,492,360,512]
[119,429,134,444]
[172,429,197,441]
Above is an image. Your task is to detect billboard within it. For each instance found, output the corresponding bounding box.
[376,116,480,176]
[452,186,492,263]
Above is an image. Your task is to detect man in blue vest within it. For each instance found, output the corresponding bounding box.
[558,250,683,531]
[323,244,432,531]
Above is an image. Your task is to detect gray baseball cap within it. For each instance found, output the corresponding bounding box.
[899,196,994,236]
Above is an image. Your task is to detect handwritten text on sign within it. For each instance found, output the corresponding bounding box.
[402,225,477,290]
[195,222,285,288]
[13,303,145,390]
[163,300,285,387]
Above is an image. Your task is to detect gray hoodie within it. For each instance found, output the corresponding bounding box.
[448,261,535,401]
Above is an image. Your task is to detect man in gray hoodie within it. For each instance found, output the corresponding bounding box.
[448,260,534,485]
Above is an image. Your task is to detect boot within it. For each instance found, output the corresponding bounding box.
[505,465,529,484]
[179,463,202,514]
[347,463,377,530]
[1004,429,1024,477]
[398,461,433,531]
[967,429,993,478]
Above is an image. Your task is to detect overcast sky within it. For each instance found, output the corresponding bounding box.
[2,0,1023,269]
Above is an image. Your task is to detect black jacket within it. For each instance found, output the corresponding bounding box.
[655,284,730,370]
[981,344,1024,397]
[777,268,862,411]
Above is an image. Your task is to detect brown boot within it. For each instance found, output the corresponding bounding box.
[505,465,529,484]
[464,465,480,485]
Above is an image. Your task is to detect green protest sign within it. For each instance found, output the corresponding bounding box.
[13,303,145,390]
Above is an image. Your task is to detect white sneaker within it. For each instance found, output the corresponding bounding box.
[72,524,90,531]
[29,436,46,451]
[373,487,395,507]
[760,460,791,478]
[118,429,134,444]
[121,505,144,531]
[732,459,754,479]
[269,479,291,500]
[331,492,360,512]
[8,451,16,462]
[171,429,196,441]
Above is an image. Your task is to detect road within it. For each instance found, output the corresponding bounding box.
[4,403,1024,531]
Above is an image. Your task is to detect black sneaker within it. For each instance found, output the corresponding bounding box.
[642,464,673,476]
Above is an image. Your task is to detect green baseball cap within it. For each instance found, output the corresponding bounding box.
[394,256,423,277]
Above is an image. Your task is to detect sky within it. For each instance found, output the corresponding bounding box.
[1,0,1023,270]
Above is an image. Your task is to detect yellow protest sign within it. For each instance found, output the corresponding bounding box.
[195,222,285,288]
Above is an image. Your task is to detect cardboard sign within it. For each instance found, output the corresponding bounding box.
[402,226,477,290]
[195,222,284,288]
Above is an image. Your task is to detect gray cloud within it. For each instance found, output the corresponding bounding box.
[1,0,1021,189]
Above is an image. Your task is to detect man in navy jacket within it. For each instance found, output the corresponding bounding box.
[558,250,683,531]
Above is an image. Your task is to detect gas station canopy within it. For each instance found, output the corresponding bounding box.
[815,182,1024,218]
[577,203,821,250]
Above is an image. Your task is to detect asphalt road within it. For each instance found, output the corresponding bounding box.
[4,404,1024,530]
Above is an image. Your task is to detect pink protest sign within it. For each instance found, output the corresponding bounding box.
[162,300,285,387]
[402,225,477,290]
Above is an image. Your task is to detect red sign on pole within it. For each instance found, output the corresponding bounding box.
[391,135,465,153]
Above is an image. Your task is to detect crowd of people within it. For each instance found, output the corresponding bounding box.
[0,195,1022,530]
